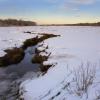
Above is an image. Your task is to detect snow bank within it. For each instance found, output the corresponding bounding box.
[13,26,100,100]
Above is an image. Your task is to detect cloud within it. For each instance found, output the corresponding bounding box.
[44,0,97,5]
[60,0,98,12]
[61,3,79,12]
[69,0,96,5]
[46,0,97,12]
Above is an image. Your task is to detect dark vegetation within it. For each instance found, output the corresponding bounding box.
[32,45,53,72]
[40,64,53,72]
[70,22,100,26]
[0,48,25,66]
[0,33,59,68]
[22,33,60,50]
[32,54,49,64]
[0,19,37,26]
[32,44,54,72]
[41,22,100,26]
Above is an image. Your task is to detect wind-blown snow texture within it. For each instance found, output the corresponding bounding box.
[0,26,100,100]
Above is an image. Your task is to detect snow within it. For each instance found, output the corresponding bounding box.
[0,27,38,57]
[0,26,100,100]
[19,26,100,100]
[20,26,100,100]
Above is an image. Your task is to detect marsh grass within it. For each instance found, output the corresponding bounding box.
[0,48,25,67]
[66,63,96,97]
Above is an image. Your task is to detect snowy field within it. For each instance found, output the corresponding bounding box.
[0,26,100,100]
[20,26,100,100]
[0,27,38,57]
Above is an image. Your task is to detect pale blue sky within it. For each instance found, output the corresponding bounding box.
[0,0,100,24]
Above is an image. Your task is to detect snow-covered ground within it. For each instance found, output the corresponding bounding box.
[0,26,100,100]
[0,27,38,57]
[19,26,100,100]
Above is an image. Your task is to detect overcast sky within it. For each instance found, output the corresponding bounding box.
[0,0,100,24]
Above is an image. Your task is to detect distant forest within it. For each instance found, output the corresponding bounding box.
[0,19,37,26]
[0,19,100,26]
[66,22,100,26]
[41,22,100,26]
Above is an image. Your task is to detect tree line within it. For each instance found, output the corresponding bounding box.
[0,19,37,26]
[41,22,100,26]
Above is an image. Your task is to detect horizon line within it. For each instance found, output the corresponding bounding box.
[0,18,100,25]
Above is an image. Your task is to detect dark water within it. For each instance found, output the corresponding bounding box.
[0,46,40,100]
[5,46,39,77]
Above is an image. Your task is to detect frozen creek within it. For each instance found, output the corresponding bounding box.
[0,26,58,100]
[0,26,100,100]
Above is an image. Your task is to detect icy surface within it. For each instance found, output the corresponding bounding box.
[1,26,100,100]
